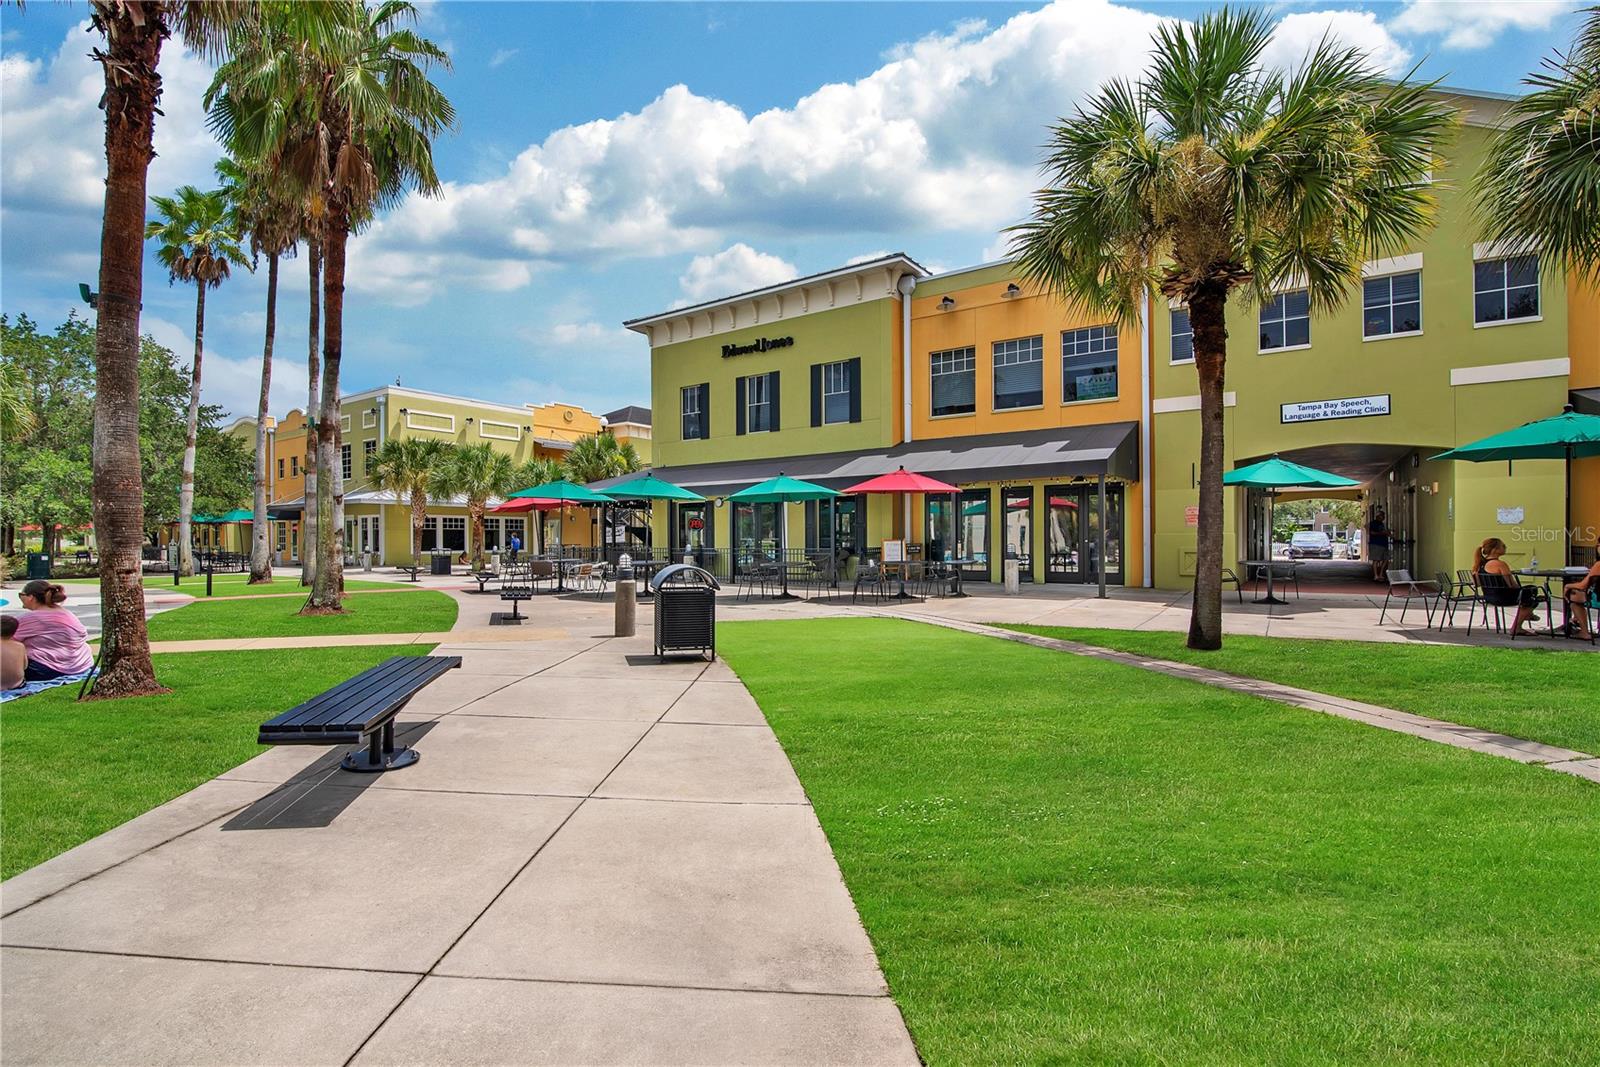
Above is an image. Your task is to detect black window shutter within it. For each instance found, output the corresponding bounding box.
[848,357,862,423]
[810,364,822,427]
[769,371,781,432]
[698,382,710,438]
[735,376,747,436]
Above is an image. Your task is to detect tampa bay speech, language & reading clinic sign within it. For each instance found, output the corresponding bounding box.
[1280,393,1391,424]
[721,336,794,358]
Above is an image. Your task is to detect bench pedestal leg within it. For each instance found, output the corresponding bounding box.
[340,719,420,773]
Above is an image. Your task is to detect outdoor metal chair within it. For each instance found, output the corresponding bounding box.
[852,563,889,604]
[1379,569,1439,626]
[1431,570,1479,630]
[1220,567,1244,604]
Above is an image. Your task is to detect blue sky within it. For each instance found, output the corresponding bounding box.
[0,1,1583,420]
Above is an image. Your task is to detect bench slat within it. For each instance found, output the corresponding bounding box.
[266,657,441,731]
[260,656,460,738]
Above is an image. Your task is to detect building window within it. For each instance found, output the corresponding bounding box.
[681,385,704,440]
[992,336,1043,410]
[1061,325,1119,402]
[1259,289,1310,351]
[291,456,299,477]
[364,439,377,472]
[1363,271,1422,338]
[930,346,976,416]
[1473,255,1539,325]
[745,372,775,433]
[441,515,466,552]
[420,516,439,551]
[277,458,285,479]
[821,361,851,425]
[340,443,352,481]
[1170,308,1193,364]
[276,523,287,551]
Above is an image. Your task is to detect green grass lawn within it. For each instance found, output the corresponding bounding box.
[0,645,432,879]
[720,618,1600,1065]
[143,588,457,641]
[60,574,400,597]
[1001,625,1600,755]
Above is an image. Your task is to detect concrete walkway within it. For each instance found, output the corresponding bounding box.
[0,633,918,1065]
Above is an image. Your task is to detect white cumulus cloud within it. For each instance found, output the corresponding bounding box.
[1264,10,1412,74]
[1390,0,1571,50]
[677,244,798,304]
[142,316,304,422]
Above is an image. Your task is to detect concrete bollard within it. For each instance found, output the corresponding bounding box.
[1003,559,1021,595]
[614,578,637,637]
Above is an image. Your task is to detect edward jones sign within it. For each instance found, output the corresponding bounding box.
[1281,393,1391,424]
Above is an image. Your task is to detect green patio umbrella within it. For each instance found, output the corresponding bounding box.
[508,479,614,590]
[215,508,254,523]
[1432,404,1600,562]
[596,472,705,502]
[727,474,839,598]
[1224,456,1359,605]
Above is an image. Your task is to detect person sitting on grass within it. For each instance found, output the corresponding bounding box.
[1473,538,1546,638]
[2,614,28,690]
[12,580,93,681]
[1562,548,1600,640]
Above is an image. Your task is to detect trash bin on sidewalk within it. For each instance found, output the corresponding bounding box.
[26,552,51,580]
[429,549,453,576]
[650,563,719,661]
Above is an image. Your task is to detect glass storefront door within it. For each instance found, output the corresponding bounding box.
[1002,487,1034,582]
[734,501,780,575]
[958,489,991,581]
[925,495,957,562]
[1045,483,1124,584]
[673,502,712,556]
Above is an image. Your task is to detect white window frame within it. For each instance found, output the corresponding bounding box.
[339,413,352,433]
[1472,253,1541,328]
[1361,269,1423,341]
[340,443,352,481]
[681,385,703,440]
[363,438,377,473]
[1258,288,1311,353]
[440,514,467,552]
[479,419,520,441]
[404,409,455,434]
[1169,307,1194,364]
[361,409,378,429]
[746,372,774,434]
[992,335,1044,411]
[821,360,852,425]
[930,346,976,418]
[1061,324,1119,404]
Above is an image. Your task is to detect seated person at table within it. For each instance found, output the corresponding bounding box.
[12,580,94,681]
[1563,550,1600,640]
[2,614,28,690]
[1473,538,1544,637]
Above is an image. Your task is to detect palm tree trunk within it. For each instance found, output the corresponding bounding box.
[470,501,485,571]
[1186,285,1228,651]
[411,489,425,567]
[86,0,165,698]
[307,215,347,611]
[176,282,205,578]
[249,252,279,583]
[301,237,321,586]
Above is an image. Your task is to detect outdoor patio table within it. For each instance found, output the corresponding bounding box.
[1519,567,1591,637]
[1242,559,1295,605]
[944,558,978,598]
[630,558,668,597]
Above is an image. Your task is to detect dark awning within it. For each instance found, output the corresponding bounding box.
[1573,387,1600,417]
[267,505,301,520]
[593,422,1140,497]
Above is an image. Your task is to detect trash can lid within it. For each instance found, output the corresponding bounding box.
[650,563,721,592]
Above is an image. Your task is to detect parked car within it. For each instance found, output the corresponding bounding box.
[1288,531,1334,559]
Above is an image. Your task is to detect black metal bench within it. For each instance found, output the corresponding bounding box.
[494,562,535,623]
[396,564,421,582]
[257,655,461,772]
[470,569,499,593]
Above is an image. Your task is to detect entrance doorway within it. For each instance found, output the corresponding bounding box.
[1045,483,1124,584]
[1002,486,1034,582]
[958,489,990,582]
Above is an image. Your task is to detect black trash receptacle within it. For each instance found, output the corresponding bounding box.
[429,549,453,576]
[26,552,52,580]
[650,563,720,661]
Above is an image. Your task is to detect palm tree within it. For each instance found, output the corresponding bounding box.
[563,433,643,483]
[1,359,37,444]
[434,443,516,570]
[1476,6,1600,282]
[510,456,565,553]
[208,0,455,612]
[72,2,248,697]
[217,155,300,584]
[146,184,249,578]
[1008,9,1453,650]
[368,437,449,568]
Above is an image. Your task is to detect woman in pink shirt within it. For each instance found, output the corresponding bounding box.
[12,580,93,681]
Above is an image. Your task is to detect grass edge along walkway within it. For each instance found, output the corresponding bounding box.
[938,617,1600,783]
[995,622,1600,761]
[143,587,458,642]
[720,617,1600,1064]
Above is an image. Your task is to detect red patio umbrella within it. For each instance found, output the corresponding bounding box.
[843,466,963,598]
[490,497,563,512]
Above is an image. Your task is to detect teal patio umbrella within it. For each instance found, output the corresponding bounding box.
[1224,455,1359,605]
[1432,404,1600,562]
[508,479,614,590]
[598,473,704,568]
[727,474,839,598]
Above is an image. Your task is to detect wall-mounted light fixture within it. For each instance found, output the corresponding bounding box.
[399,407,409,415]
[523,424,532,433]
[1003,283,1022,299]
[938,296,956,311]
[465,417,474,425]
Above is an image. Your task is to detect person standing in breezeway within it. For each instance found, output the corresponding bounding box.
[1367,508,1391,582]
